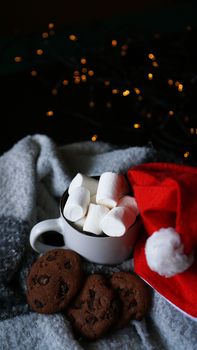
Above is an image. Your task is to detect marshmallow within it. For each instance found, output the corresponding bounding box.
[101,206,136,237]
[90,194,97,204]
[63,186,90,222]
[73,216,86,230]
[83,203,110,235]
[117,195,139,216]
[96,172,129,208]
[68,173,98,196]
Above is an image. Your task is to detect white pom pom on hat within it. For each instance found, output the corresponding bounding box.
[145,227,194,277]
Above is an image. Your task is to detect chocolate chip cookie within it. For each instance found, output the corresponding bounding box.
[67,274,120,340]
[109,271,151,328]
[26,248,83,313]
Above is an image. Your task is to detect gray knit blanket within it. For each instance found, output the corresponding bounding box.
[0,134,196,350]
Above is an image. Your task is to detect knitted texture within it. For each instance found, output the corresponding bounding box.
[0,134,196,350]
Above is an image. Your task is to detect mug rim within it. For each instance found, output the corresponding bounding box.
[60,178,139,238]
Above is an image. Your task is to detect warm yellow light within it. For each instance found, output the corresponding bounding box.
[106,102,112,108]
[31,70,37,77]
[88,70,94,76]
[175,81,180,87]
[14,56,22,63]
[89,101,95,108]
[81,74,87,82]
[36,49,44,55]
[148,73,153,80]
[147,113,152,118]
[133,123,141,129]
[168,79,174,86]
[62,79,69,85]
[104,80,110,86]
[91,134,98,142]
[148,53,156,60]
[46,110,54,117]
[42,32,49,39]
[82,67,87,73]
[178,84,183,92]
[111,39,118,47]
[74,76,81,84]
[190,128,194,134]
[134,87,141,95]
[51,88,58,96]
[123,89,130,96]
[152,61,159,67]
[112,89,119,94]
[168,110,174,116]
[184,151,190,158]
[69,34,77,41]
[81,57,87,64]
[48,22,54,29]
[190,128,197,135]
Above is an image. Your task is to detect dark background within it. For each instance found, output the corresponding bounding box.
[0,0,197,162]
[0,1,185,36]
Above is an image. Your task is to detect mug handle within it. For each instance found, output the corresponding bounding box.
[30,218,66,253]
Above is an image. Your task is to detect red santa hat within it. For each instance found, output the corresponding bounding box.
[127,162,197,319]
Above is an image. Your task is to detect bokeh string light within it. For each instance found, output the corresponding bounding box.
[2,21,197,163]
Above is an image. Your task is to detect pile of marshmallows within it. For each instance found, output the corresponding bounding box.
[63,172,139,237]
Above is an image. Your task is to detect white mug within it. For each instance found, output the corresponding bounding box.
[30,188,141,265]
